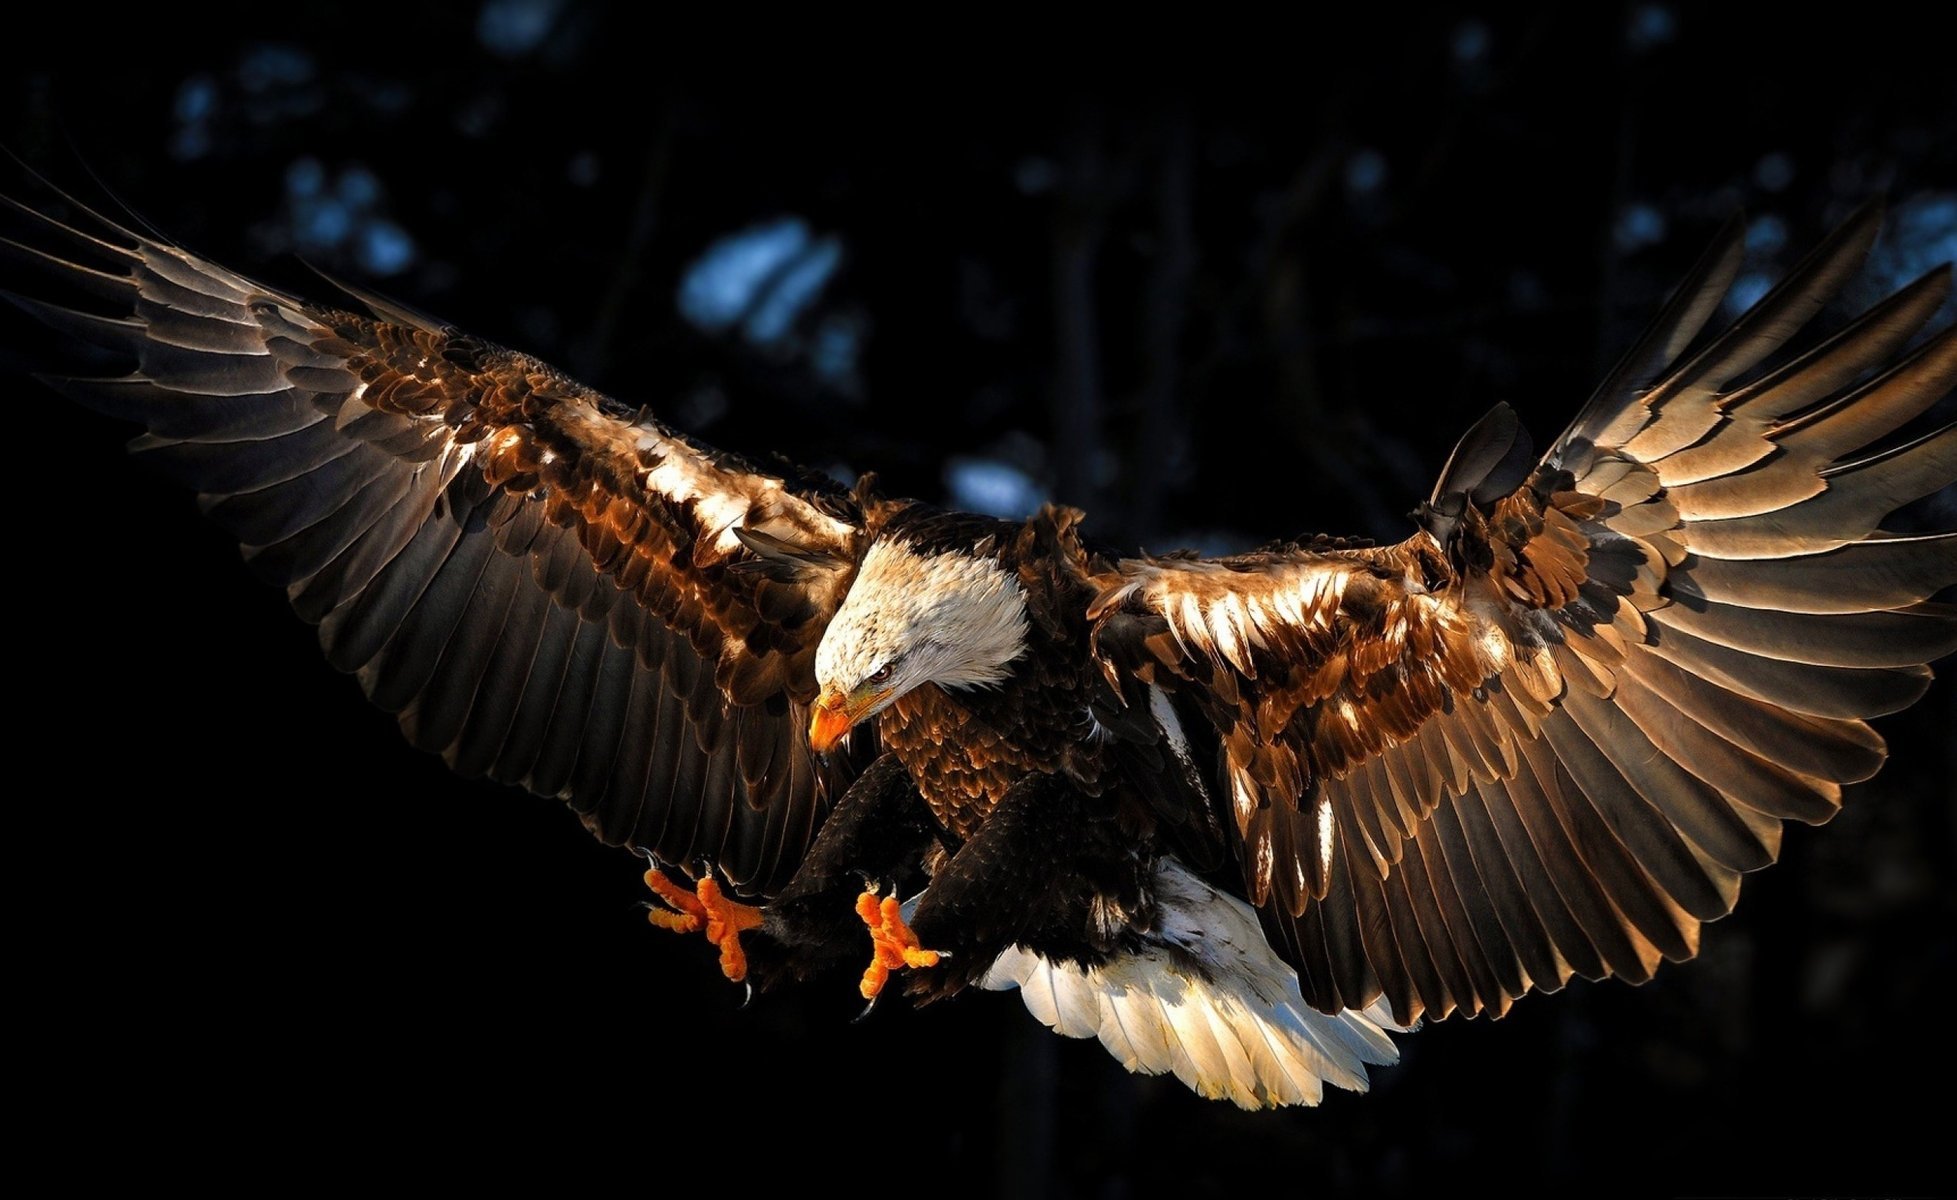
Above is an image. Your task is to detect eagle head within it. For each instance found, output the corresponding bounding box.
[808,536,1029,752]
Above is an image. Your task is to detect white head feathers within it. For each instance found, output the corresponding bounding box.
[814,537,1030,708]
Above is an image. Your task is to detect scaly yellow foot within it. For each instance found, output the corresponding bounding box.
[856,891,945,1000]
[645,869,764,982]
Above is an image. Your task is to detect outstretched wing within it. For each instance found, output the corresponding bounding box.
[1091,207,1956,1023]
[3,185,867,894]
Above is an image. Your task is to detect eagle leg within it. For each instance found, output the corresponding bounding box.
[855,891,945,1000]
[644,869,764,983]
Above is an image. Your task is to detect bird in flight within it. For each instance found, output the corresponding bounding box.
[4,178,1951,1109]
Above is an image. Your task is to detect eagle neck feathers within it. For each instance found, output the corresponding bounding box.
[862,503,1107,837]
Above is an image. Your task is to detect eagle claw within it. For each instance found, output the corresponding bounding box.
[645,868,764,983]
[855,891,945,1001]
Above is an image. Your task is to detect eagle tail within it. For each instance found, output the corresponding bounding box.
[979,859,1402,1109]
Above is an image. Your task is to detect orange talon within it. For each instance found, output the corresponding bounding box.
[643,869,705,932]
[856,891,944,1000]
[644,869,764,982]
[697,877,765,981]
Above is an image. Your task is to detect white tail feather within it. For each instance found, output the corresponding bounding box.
[978,859,1404,1109]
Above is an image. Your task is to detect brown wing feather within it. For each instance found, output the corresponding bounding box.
[1092,211,1956,1023]
[3,187,866,894]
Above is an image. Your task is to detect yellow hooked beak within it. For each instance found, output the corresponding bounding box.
[808,685,888,753]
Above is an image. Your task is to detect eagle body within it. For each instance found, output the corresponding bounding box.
[769,503,1176,994]
[848,506,1105,841]
[6,178,1953,1109]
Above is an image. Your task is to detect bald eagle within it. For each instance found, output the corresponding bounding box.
[5,183,1952,1109]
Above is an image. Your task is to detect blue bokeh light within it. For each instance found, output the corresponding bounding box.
[1746,214,1788,256]
[1452,20,1491,63]
[175,75,218,123]
[286,157,325,198]
[1614,202,1667,252]
[294,198,354,251]
[811,316,863,388]
[337,165,382,208]
[239,44,315,92]
[1852,192,1957,318]
[1753,152,1795,193]
[1345,149,1388,196]
[946,458,1046,520]
[477,0,563,57]
[746,238,842,344]
[1726,270,1772,315]
[1628,4,1676,50]
[357,221,416,277]
[679,218,843,347]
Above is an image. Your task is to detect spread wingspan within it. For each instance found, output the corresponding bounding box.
[1090,207,1956,1023]
[2,186,870,893]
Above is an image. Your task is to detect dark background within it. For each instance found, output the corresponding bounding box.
[7,6,1953,1196]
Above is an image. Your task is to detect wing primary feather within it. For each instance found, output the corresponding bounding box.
[639,668,693,854]
[449,568,554,779]
[1725,265,1951,421]
[1560,214,1745,451]
[1408,816,1511,1017]
[490,597,582,783]
[1612,666,1840,825]
[404,549,525,757]
[566,634,640,810]
[1450,784,1566,996]
[255,466,419,596]
[1428,801,1527,1012]
[1541,701,1728,931]
[1384,837,1472,1019]
[526,617,611,798]
[0,234,138,301]
[1473,771,1606,983]
[1640,616,1927,726]
[364,512,501,713]
[601,655,661,849]
[1514,736,1661,982]
[1653,599,1957,670]
[1676,533,1957,615]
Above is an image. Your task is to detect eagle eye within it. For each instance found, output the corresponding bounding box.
[866,663,893,685]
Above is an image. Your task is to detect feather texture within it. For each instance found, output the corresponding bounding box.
[4,185,868,894]
[10,174,1952,1108]
[980,860,1401,1110]
[1089,208,1955,1023]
